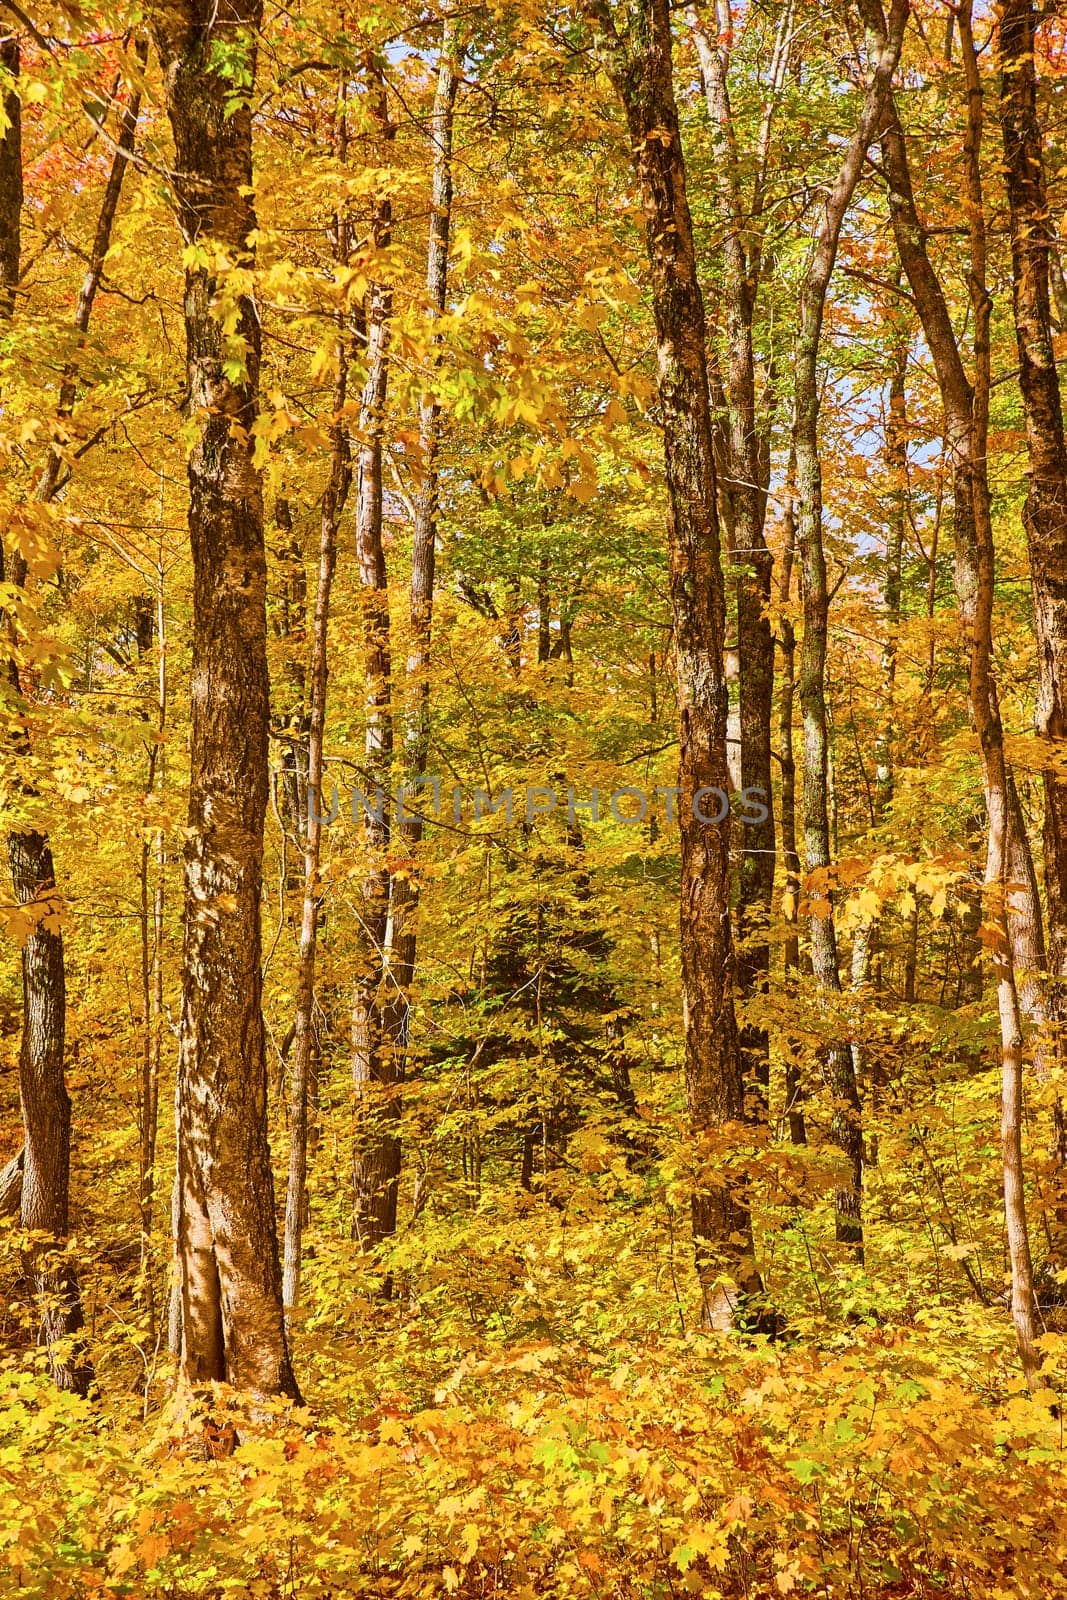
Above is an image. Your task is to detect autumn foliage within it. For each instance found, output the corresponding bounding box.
[3,0,1067,1595]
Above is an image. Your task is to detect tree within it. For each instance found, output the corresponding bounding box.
[351,55,401,1256]
[581,0,761,1329]
[382,11,463,1146]
[150,0,299,1401]
[998,0,1067,1186]
[282,80,353,1316]
[879,0,1039,1382]
[688,1,789,1108]
[791,0,910,1257]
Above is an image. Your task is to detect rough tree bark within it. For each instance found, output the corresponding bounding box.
[582,0,762,1329]
[998,0,1067,1180]
[792,0,909,1258]
[151,0,299,1401]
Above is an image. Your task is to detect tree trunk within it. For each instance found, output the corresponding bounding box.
[880,5,1039,1381]
[9,829,92,1395]
[0,32,21,317]
[691,7,776,1110]
[876,315,908,816]
[383,19,462,1098]
[999,0,1067,1187]
[792,0,909,1258]
[271,496,309,861]
[283,90,352,1314]
[152,0,299,1402]
[778,460,806,1144]
[0,1150,23,1217]
[852,311,908,1108]
[351,65,400,1255]
[583,0,762,1329]
[137,577,165,1344]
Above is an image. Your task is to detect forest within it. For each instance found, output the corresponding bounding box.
[2,0,1067,1592]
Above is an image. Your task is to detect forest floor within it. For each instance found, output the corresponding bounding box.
[6,1188,1067,1599]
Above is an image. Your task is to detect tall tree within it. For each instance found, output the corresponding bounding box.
[151,0,299,1400]
[383,16,463,1087]
[878,0,1039,1382]
[998,0,1067,1179]
[351,57,400,1255]
[581,0,762,1329]
[689,0,790,1107]
[851,308,909,1094]
[792,0,910,1257]
[283,82,353,1315]
[777,453,807,1145]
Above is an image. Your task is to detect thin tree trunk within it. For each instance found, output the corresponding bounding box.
[778,457,806,1144]
[876,315,908,816]
[852,312,908,1104]
[352,65,400,1255]
[0,31,21,318]
[583,0,763,1329]
[283,88,353,1315]
[382,19,462,1110]
[271,496,309,861]
[137,575,165,1344]
[9,828,92,1394]
[152,0,299,1403]
[793,0,908,1257]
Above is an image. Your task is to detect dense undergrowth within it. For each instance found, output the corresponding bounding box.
[6,1103,1067,1600]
